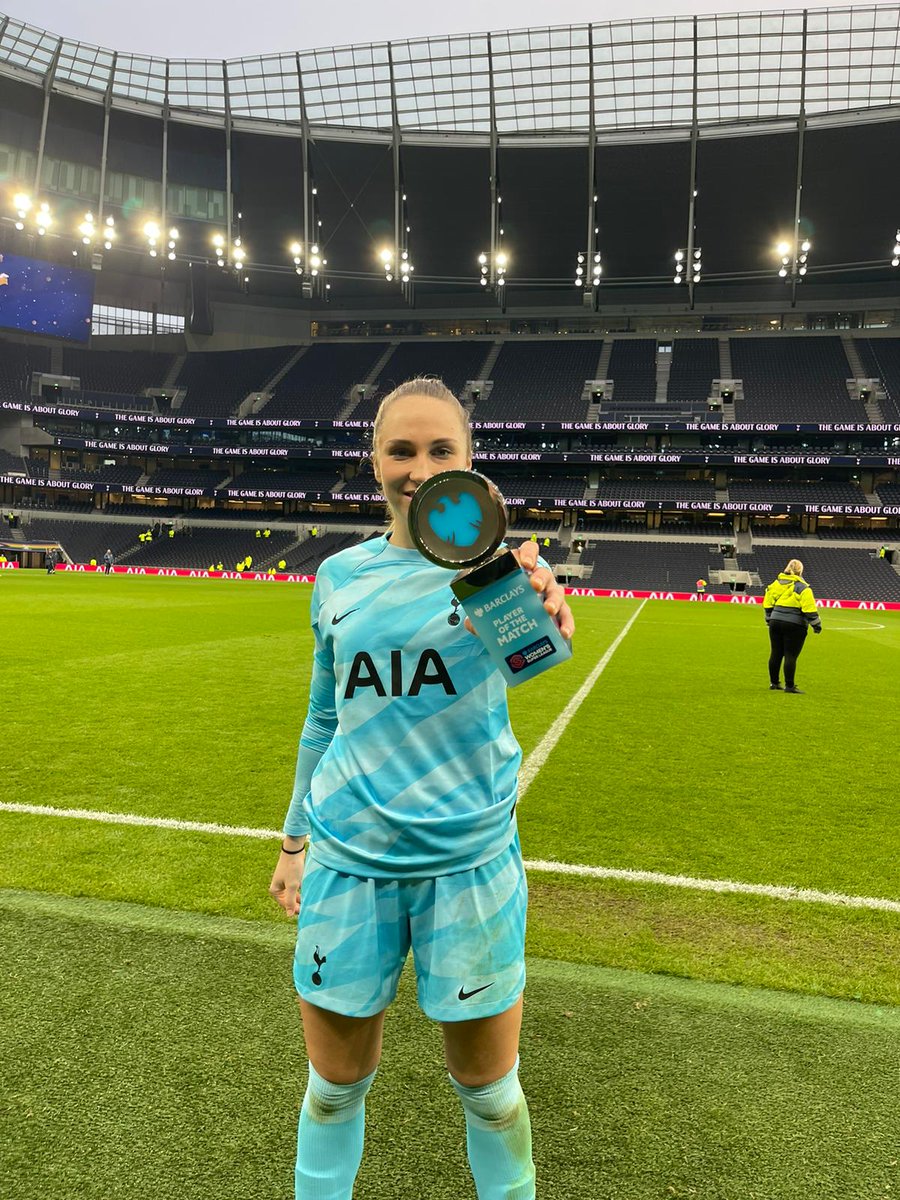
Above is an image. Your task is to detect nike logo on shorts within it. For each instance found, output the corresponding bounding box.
[458,982,495,1001]
[332,608,358,625]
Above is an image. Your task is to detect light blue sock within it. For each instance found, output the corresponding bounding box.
[295,1062,376,1200]
[449,1057,536,1200]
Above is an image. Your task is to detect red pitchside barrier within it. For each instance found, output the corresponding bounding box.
[52,563,900,610]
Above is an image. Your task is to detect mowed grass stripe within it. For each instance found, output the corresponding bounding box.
[3,889,900,1200]
[6,801,900,916]
[518,601,900,899]
[1,575,631,825]
[518,598,647,797]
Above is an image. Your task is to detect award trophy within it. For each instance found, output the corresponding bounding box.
[408,469,572,687]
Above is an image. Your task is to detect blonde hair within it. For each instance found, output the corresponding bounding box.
[786,558,804,576]
[371,377,472,461]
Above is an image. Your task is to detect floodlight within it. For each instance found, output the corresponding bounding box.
[290,241,301,255]
[496,253,507,267]
[674,250,684,263]
[777,241,790,255]
[478,253,487,265]
[13,192,31,212]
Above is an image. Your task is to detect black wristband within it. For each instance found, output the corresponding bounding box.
[281,840,308,855]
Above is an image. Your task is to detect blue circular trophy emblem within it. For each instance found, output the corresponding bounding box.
[408,470,507,568]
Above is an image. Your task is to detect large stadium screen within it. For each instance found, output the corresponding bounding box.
[0,251,94,342]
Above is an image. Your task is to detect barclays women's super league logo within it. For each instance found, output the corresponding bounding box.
[427,493,483,547]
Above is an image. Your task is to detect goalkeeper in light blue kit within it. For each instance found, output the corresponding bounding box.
[269,378,575,1200]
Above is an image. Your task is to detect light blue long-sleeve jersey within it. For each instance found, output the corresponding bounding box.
[284,535,522,879]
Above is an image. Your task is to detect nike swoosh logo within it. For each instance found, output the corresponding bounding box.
[331,609,359,625]
[458,983,495,1001]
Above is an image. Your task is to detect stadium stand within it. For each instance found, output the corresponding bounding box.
[174,347,297,417]
[0,341,51,402]
[729,337,863,423]
[23,515,144,563]
[875,483,900,506]
[750,521,805,539]
[61,348,175,397]
[121,525,296,569]
[0,448,26,474]
[592,480,716,502]
[280,531,362,572]
[264,343,389,420]
[604,340,657,409]
[855,339,900,422]
[56,465,143,487]
[580,539,719,590]
[814,525,887,541]
[492,474,587,500]
[351,341,493,421]
[143,468,230,490]
[742,545,900,602]
[728,481,866,504]
[469,340,603,421]
[227,468,343,493]
[667,339,720,409]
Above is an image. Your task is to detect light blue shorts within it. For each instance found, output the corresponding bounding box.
[293,837,527,1022]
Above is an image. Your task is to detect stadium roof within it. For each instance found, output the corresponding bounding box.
[1,6,899,140]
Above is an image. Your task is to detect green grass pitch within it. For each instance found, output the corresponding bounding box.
[2,571,899,1198]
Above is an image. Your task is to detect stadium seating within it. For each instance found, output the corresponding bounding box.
[143,468,230,490]
[175,347,297,417]
[122,525,296,569]
[0,448,26,475]
[875,483,900,506]
[23,515,145,563]
[227,468,343,493]
[0,341,51,402]
[61,348,175,397]
[667,339,720,408]
[579,539,720,590]
[280,531,362,572]
[743,545,900,602]
[605,340,657,409]
[491,474,587,500]
[470,340,603,421]
[264,343,389,420]
[592,480,716,502]
[729,481,865,504]
[814,525,886,541]
[854,339,900,422]
[750,521,805,539]
[729,338,863,423]
[351,341,494,421]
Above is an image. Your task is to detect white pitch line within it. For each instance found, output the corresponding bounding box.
[3,800,900,913]
[517,598,647,799]
[0,802,281,840]
[525,859,900,914]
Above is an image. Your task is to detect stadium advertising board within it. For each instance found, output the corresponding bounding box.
[4,473,899,516]
[44,436,900,471]
[54,564,900,609]
[4,400,900,437]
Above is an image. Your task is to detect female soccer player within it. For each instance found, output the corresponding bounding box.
[763,557,822,693]
[269,377,574,1200]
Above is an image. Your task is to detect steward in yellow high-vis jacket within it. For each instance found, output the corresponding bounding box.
[763,557,822,693]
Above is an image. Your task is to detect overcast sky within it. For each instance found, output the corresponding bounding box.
[6,0,866,60]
